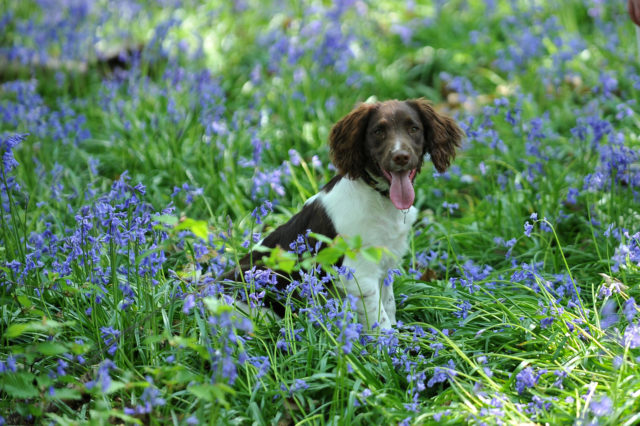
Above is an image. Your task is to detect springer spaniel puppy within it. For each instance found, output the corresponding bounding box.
[234,99,462,329]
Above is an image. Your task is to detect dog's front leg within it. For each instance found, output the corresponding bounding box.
[340,273,392,330]
[381,281,396,326]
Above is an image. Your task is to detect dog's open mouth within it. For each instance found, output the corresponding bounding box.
[381,168,417,210]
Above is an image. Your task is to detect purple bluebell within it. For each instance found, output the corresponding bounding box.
[524,222,534,237]
[100,327,121,356]
[124,376,166,415]
[515,367,537,395]
[624,324,640,348]
[590,396,612,417]
[600,300,619,329]
[427,360,456,387]
[86,359,116,393]
[624,298,638,323]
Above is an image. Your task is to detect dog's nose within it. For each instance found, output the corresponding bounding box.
[392,150,410,166]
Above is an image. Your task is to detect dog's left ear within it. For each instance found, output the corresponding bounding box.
[407,99,463,173]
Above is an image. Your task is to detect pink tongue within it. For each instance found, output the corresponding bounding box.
[389,170,415,210]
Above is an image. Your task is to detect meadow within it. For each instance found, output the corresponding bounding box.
[1,0,640,424]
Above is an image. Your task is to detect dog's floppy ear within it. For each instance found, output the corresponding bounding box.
[407,98,463,173]
[329,103,376,178]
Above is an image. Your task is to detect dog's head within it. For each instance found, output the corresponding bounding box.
[329,99,463,209]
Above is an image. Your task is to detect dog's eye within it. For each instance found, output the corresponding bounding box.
[373,128,385,136]
[409,126,420,133]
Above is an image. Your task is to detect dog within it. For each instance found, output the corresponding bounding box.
[229,99,462,329]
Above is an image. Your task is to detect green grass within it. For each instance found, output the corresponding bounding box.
[1,0,640,424]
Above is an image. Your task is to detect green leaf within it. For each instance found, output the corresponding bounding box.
[188,383,235,408]
[188,384,215,402]
[264,246,297,273]
[166,367,199,385]
[4,319,70,339]
[89,409,142,425]
[153,214,178,226]
[45,413,76,426]
[33,342,68,356]
[315,246,344,266]
[0,372,39,398]
[361,246,383,264]
[4,323,29,339]
[49,387,83,401]
[348,235,362,250]
[104,380,126,394]
[58,280,80,294]
[308,232,334,245]
[203,297,233,315]
[176,218,209,240]
[17,295,32,308]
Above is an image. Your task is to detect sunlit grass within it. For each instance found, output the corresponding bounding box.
[1,0,640,424]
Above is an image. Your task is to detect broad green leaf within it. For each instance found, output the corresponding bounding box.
[49,387,83,401]
[0,372,39,398]
[316,246,344,266]
[308,232,334,244]
[264,246,297,273]
[4,323,29,338]
[176,218,210,240]
[361,246,383,264]
[188,383,234,408]
[202,297,233,315]
[17,295,32,308]
[33,342,68,356]
[153,214,178,226]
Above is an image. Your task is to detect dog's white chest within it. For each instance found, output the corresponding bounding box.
[316,178,416,258]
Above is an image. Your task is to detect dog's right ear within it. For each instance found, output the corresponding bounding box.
[329,103,375,179]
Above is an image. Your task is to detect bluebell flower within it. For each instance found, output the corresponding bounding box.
[613,356,623,370]
[288,149,302,166]
[248,356,271,380]
[86,359,116,393]
[290,379,309,394]
[338,321,362,354]
[454,300,472,319]
[430,342,443,357]
[624,298,638,323]
[440,72,477,103]
[600,300,619,329]
[124,376,166,415]
[566,187,579,204]
[360,388,372,400]
[540,317,554,329]
[1,133,27,173]
[624,324,640,348]
[595,72,618,98]
[524,221,534,237]
[515,367,537,395]
[427,360,456,387]
[183,294,196,314]
[251,165,288,200]
[398,417,411,426]
[432,410,451,422]
[590,396,612,417]
[442,201,459,214]
[100,326,121,356]
[0,354,17,374]
[384,268,402,287]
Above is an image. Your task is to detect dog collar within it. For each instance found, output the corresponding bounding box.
[362,169,390,197]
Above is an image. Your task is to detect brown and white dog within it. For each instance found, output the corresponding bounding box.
[234,99,462,329]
